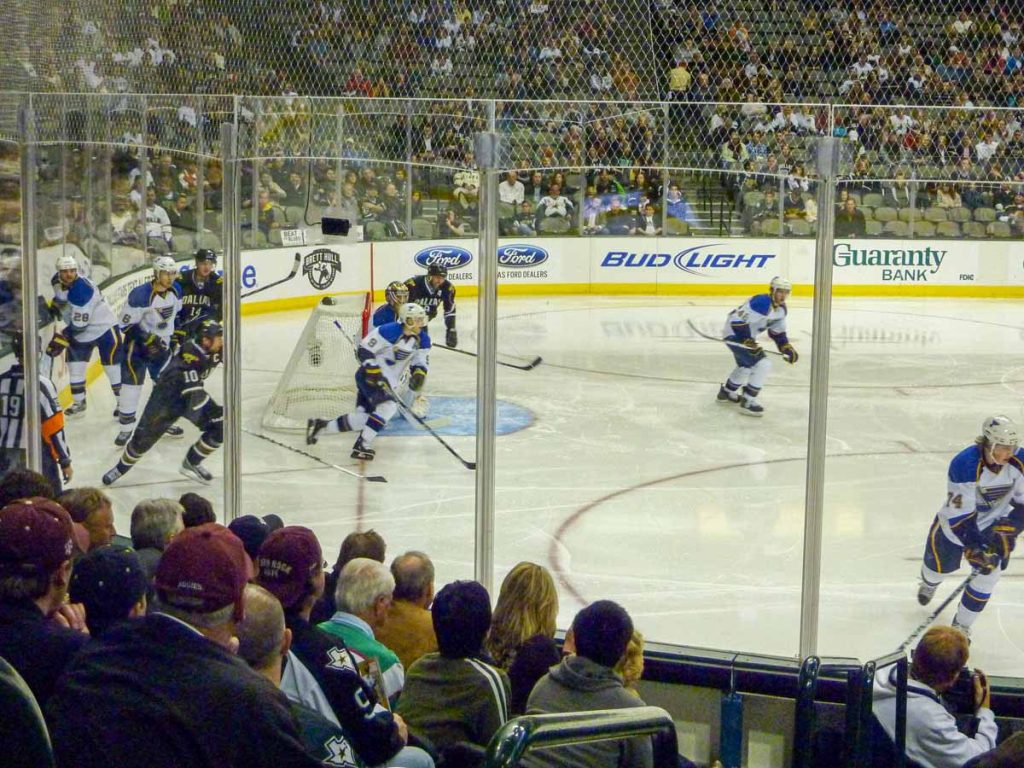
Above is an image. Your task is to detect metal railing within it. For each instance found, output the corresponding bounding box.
[482,707,678,768]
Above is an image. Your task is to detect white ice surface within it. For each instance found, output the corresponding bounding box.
[64,294,1024,675]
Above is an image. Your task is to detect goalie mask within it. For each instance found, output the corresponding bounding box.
[385,280,409,307]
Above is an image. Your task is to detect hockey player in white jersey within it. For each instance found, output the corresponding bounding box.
[917,416,1024,638]
[47,254,123,416]
[717,276,799,416]
[305,303,430,461]
[115,256,183,446]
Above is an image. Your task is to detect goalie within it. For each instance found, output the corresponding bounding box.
[917,415,1024,639]
[306,303,430,461]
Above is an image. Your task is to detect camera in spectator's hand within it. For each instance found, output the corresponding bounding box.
[942,667,981,716]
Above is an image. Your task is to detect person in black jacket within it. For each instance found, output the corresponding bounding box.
[175,249,223,343]
[405,264,457,348]
[48,523,321,768]
[256,526,433,768]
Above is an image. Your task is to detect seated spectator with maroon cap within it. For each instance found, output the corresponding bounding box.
[257,526,433,768]
[68,544,148,636]
[0,497,90,709]
[49,523,321,768]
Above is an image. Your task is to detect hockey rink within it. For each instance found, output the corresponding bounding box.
[65,293,1024,676]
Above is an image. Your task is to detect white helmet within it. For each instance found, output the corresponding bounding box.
[399,302,427,329]
[55,255,78,272]
[153,256,177,275]
[982,415,1019,448]
[770,276,792,293]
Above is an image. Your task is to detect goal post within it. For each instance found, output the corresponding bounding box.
[261,293,371,431]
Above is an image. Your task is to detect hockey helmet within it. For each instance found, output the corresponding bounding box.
[8,330,24,362]
[770,276,792,293]
[426,263,447,278]
[194,248,218,264]
[55,254,79,273]
[982,415,1019,448]
[385,280,409,306]
[153,256,178,275]
[198,320,224,339]
[399,302,427,328]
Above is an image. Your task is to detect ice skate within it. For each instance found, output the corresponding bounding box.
[180,457,213,484]
[952,618,972,641]
[65,400,87,417]
[306,418,327,445]
[102,466,124,486]
[351,437,375,461]
[716,385,739,404]
[917,579,938,606]
[739,395,764,417]
[165,425,185,438]
[411,395,429,418]
[114,428,133,447]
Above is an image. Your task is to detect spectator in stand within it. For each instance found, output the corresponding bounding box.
[283,170,308,208]
[359,186,387,228]
[376,551,438,671]
[439,207,469,237]
[935,183,963,208]
[313,529,386,625]
[167,193,195,231]
[873,626,997,768]
[614,630,646,697]
[524,171,547,206]
[882,168,913,208]
[68,544,148,636]
[144,187,172,251]
[834,197,867,238]
[130,497,184,588]
[536,183,575,231]
[0,498,89,709]
[58,487,116,551]
[228,514,273,561]
[721,131,750,167]
[380,182,407,238]
[525,600,652,768]
[319,557,405,706]
[486,562,561,716]
[398,580,510,753]
[49,523,320,768]
[261,172,288,203]
[499,170,532,235]
[784,187,807,218]
[255,527,428,768]
[665,184,697,227]
[600,196,636,235]
[179,491,215,527]
[667,60,692,100]
[0,468,56,506]
[635,203,662,236]
[257,189,287,239]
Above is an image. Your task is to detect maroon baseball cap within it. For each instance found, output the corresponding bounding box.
[154,523,251,619]
[0,497,88,573]
[256,526,322,610]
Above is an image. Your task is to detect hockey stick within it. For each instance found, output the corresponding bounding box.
[333,320,476,470]
[240,252,302,299]
[686,318,786,357]
[242,426,387,483]
[898,571,976,652]
[437,344,543,371]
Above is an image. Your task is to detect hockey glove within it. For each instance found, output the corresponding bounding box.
[363,364,385,389]
[46,333,70,358]
[47,301,66,322]
[965,546,1000,575]
[991,517,1019,562]
[955,514,988,550]
[740,338,765,360]
[446,328,458,348]
[780,343,799,364]
[143,334,168,358]
[409,366,427,392]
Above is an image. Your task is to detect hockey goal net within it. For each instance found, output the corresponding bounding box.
[261,293,371,431]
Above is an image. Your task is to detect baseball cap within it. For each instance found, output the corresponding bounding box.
[256,526,322,610]
[154,523,251,619]
[228,515,283,560]
[0,497,88,574]
[69,545,148,634]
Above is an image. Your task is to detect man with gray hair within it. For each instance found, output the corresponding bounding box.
[377,551,438,671]
[319,557,404,706]
[130,498,185,585]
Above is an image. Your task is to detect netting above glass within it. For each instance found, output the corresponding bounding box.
[7,0,1024,107]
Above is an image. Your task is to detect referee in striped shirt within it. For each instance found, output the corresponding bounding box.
[0,331,73,492]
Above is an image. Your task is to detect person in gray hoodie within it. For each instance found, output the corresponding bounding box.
[873,625,997,768]
[524,600,652,768]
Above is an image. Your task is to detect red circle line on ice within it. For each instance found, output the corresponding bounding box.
[548,448,946,607]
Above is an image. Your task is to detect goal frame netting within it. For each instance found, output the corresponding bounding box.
[261,293,371,432]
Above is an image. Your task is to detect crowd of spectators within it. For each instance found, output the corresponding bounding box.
[0,466,673,768]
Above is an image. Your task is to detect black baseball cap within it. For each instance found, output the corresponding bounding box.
[69,545,148,635]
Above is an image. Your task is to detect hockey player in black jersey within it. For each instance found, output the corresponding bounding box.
[405,263,457,347]
[102,320,224,486]
[174,249,223,344]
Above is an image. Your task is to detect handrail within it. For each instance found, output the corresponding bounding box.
[482,707,678,768]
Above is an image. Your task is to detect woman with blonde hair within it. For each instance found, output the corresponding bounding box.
[486,562,562,714]
[614,630,646,696]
